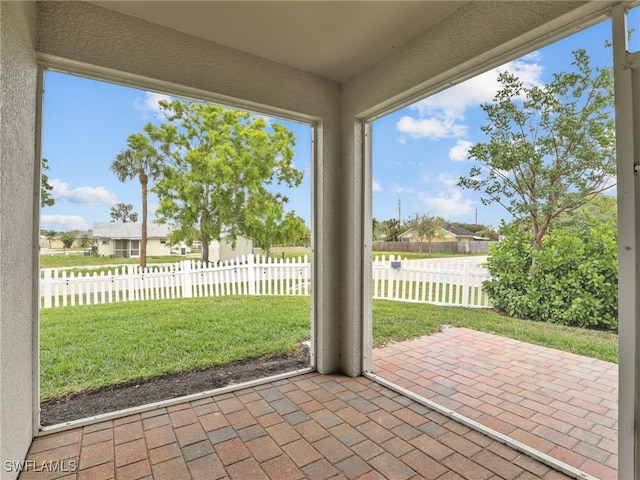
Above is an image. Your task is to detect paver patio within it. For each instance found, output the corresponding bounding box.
[372,328,618,480]
[17,328,618,480]
[19,372,573,480]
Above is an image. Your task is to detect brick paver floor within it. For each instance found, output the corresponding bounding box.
[372,327,618,480]
[19,372,573,479]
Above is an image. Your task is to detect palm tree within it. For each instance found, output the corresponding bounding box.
[110,202,138,222]
[110,128,164,268]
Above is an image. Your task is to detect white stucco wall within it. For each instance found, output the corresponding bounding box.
[0,2,38,479]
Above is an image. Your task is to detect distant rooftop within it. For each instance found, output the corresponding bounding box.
[92,222,172,239]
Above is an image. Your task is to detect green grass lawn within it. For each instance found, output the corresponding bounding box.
[41,248,482,269]
[40,296,618,400]
[40,296,311,399]
[372,251,488,260]
[372,300,618,363]
[40,254,190,269]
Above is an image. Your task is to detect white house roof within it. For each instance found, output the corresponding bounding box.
[93,222,172,239]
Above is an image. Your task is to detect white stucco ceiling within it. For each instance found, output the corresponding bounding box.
[91,1,465,82]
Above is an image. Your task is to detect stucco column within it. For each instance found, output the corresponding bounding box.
[0,2,39,479]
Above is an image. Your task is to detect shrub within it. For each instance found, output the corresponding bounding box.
[484,226,533,319]
[485,219,618,330]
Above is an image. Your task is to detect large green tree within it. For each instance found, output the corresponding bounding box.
[459,49,616,250]
[249,210,308,256]
[152,100,303,262]
[111,126,165,268]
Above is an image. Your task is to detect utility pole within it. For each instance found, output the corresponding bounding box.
[475,208,478,225]
[398,198,402,227]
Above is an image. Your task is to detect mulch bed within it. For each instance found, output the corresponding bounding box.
[40,344,310,426]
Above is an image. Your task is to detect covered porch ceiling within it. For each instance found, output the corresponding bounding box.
[91,1,466,83]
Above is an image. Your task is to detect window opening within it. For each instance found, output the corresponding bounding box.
[39,71,313,426]
[368,17,619,479]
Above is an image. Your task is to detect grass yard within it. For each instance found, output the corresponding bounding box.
[40,254,190,269]
[41,249,481,270]
[372,251,487,260]
[40,296,311,399]
[40,296,618,400]
[373,300,618,363]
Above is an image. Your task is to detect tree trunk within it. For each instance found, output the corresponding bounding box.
[139,172,148,269]
[202,241,209,264]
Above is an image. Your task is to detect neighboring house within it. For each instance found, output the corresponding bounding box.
[92,222,253,261]
[398,223,477,243]
[442,224,478,242]
[93,222,172,258]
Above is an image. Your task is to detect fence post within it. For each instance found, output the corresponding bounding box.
[127,264,136,301]
[182,260,193,298]
[247,254,256,295]
[461,261,471,307]
[387,255,395,299]
[43,269,52,308]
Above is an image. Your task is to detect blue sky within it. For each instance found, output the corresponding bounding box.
[41,13,633,233]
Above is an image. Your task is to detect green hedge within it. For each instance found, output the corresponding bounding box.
[484,219,618,330]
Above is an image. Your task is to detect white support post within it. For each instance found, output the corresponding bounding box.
[247,253,256,295]
[612,4,639,479]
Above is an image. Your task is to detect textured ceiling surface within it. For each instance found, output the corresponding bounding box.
[91,1,465,82]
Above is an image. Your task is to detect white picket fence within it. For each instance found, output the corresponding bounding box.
[40,254,310,308]
[40,254,491,309]
[372,255,491,308]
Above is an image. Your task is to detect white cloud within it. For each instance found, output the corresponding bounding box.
[390,183,415,195]
[134,91,172,118]
[41,215,89,231]
[436,173,458,188]
[399,55,545,141]
[418,188,474,218]
[449,140,473,162]
[50,179,117,206]
[372,180,382,192]
[396,116,467,140]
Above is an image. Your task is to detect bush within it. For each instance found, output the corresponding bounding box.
[484,227,533,318]
[485,219,618,330]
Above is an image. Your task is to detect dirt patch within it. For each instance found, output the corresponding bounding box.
[40,344,310,426]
